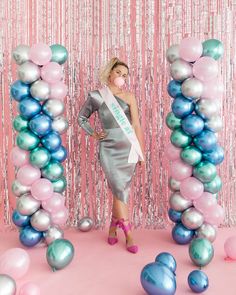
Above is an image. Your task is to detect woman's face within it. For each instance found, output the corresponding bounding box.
[108,65,129,85]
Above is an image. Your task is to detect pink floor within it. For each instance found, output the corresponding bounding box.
[0,226,236,295]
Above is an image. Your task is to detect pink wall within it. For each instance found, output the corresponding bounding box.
[0,0,236,228]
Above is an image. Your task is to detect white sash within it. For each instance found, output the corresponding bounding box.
[99,86,144,164]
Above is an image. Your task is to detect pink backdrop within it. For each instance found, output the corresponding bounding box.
[0,0,236,229]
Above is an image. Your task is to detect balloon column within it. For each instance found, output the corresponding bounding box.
[10,43,73,270]
[166,38,224,268]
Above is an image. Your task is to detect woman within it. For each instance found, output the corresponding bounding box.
[78,57,145,253]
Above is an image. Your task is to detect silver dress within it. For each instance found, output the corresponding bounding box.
[78,90,137,203]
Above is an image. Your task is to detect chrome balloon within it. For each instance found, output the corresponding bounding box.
[42,99,65,118]
[169,192,192,212]
[44,225,64,245]
[166,44,180,63]
[16,193,41,215]
[11,179,31,197]
[12,44,30,65]
[17,61,40,84]
[30,209,51,231]
[0,274,16,295]
[30,80,50,101]
[78,217,94,232]
[181,207,204,230]
[52,116,69,134]
[196,223,217,243]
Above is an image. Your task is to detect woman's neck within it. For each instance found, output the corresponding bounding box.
[107,83,122,95]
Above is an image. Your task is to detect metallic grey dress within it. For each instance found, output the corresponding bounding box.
[78,90,137,203]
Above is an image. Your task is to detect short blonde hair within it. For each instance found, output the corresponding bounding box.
[99,57,129,85]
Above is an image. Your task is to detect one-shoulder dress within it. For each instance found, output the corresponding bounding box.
[78,90,137,203]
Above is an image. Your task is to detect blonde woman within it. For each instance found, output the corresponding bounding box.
[78,57,145,253]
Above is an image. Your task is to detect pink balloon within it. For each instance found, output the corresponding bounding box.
[193,56,218,81]
[201,78,224,100]
[0,248,30,280]
[170,159,192,181]
[166,144,182,161]
[31,178,53,201]
[17,164,41,186]
[51,206,69,226]
[204,203,225,226]
[50,81,68,100]
[19,282,41,295]
[180,177,204,200]
[224,236,236,260]
[10,146,29,167]
[193,192,217,214]
[41,62,63,83]
[42,192,65,213]
[29,43,52,65]
[179,37,203,62]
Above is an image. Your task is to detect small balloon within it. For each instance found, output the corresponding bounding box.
[19,282,41,295]
[0,274,16,295]
[193,56,218,81]
[166,44,180,63]
[12,210,30,227]
[189,238,214,267]
[188,270,209,293]
[30,80,50,101]
[42,99,64,118]
[193,192,217,214]
[181,114,204,136]
[50,81,68,100]
[41,62,63,83]
[51,206,69,226]
[78,217,94,232]
[18,62,40,84]
[41,131,62,152]
[179,37,203,62]
[50,44,68,65]
[16,129,40,151]
[44,225,64,245]
[12,44,30,65]
[13,115,28,132]
[168,208,182,223]
[224,235,236,260]
[180,146,202,166]
[31,178,54,201]
[167,80,182,98]
[203,175,222,194]
[170,59,192,81]
[46,239,74,271]
[10,80,30,102]
[170,128,192,148]
[171,95,194,119]
[196,223,217,243]
[170,159,193,181]
[51,146,67,162]
[155,252,177,273]
[10,146,29,168]
[193,161,217,183]
[20,225,43,247]
[41,160,64,181]
[202,145,224,165]
[195,98,220,120]
[205,115,223,133]
[18,97,41,120]
[181,207,204,230]
[166,112,182,130]
[193,130,217,152]
[181,78,203,100]
[52,176,67,193]
[12,180,31,197]
[29,43,52,65]
[52,116,69,134]
[16,193,41,215]
[168,177,181,191]
[169,192,192,212]
[202,38,224,60]
[42,192,65,213]
[30,209,51,232]
[180,177,204,200]
[30,147,51,168]
[172,223,195,245]
[17,164,41,186]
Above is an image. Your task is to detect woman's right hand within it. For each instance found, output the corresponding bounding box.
[92,130,107,140]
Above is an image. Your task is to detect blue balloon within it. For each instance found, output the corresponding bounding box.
[155,252,177,274]
[19,225,43,247]
[181,115,204,136]
[41,131,62,152]
[167,80,182,98]
[12,210,30,227]
[10,80,30,102]
[140,262,176,295]
[188,270,209,293]
[171,95,194,119]
[18,97,41,120]
[172,223,195,245]
[168,208,182,223]
[193,130,217,152]
[51,145,67,162]
[29,114,52,137]
[202,145,224,165]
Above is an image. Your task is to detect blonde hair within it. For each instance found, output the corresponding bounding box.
[99,57,129,85]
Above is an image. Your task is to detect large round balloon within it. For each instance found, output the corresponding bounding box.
[188,270,209,293]
[140,262,176,295]
[17,61,40,84]
[41,62,63,83]
[168,208,182,223]
[167,80,182,98]
[30,146,51,168]
[166,112,182,130]
[42,99,64,118]
[196,223,217,243]
[0,274,16,295]
[16,129,40,151]
[193,130,217,152]
[13,115,28,132]
[16,193,41,215]
[193,161,217,183]
[195,98,220,120]
[12,44,30,65]
[172,223,195,244]
[30,80,50,101]
[29,113,52,137]
[31,178,54,201]
[205,115,223,133]
[170,59,192,81]
[12,210,30,227]
[189,238,214,266]
[202,39,224,60]
[202,145,224,165]
[41,131,62,152]
[171,128,192,148]
[155,252,177,274]
[168,177,181,192]
[181,207,204,230]
[203,175,222,194]
[30,209,51,232]
[12,180,31,197]
[50,82,68,100]
[20,225,43,247]
[181,78,203,100]
[52,116,69,134]
[52,176,67,193]
[44,225,64,245]
[181,146,202,166]
[166,44,180,64]
[171,95,194,119]
[50,44,68,64]
[10,146,29,168]
[18,97,41,120]
[17,164,41,186]
[170,159,192,181]
[51,145,67,162]
[179,37,203,62]
[180,177,204,200]
[46,239,74,271]
[169,192,192,212]
[10,80,30,102]
[41,160,64,181]
[29,43,52,65]
[193,56,218,81]
[181,114,204,136]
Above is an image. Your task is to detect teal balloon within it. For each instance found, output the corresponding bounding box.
[170,128,192,148]
[30,147,51,168]
[50,44,68,64]
[166,112,181,130]
[204,175,222,194]
[16,129,40,150]
[202,39,224,60]
[193,161,217,183]
[42,160,64,181]
[13,115,28,131]
[189,238,214,267]
[52,176,67,193]
[181,146,202,166]
[46,238,74,271]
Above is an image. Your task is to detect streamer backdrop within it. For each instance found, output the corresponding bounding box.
[0,0,236,229]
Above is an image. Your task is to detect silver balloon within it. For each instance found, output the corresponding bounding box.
[196,99,220,119]
[169,192,192,212]
[16,193,41,215]
[170,59,192,82]
[168,177,181,191]
[42,99,64,118]
[181,207,204,230]
[52,116,69,134]
[166,44,180,63]
[181,78,203,99]
[11,179,31,197]
[44,225,64,245]
[196,223,217,243]
[12,45,30,65]
[78,217,94,232]
[0,274,16,295]
[17,61,40,84]
[30,209,51,231]
[205,115,223,132]
[30,80,50,101]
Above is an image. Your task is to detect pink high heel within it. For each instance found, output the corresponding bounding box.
[107,216,118,245]
[117,218,138,254]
